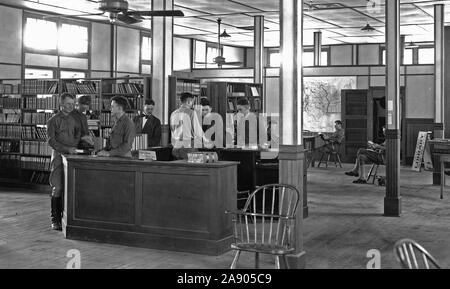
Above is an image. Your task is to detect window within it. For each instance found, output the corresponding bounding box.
[418,48,434,64]
[59,24,88,54]
[269,51,281,67]
[269,50,327,67]
[60,71,86,79]
[25,68,55,79]
[24,18,58,51]
[382,48,413,65]
[141,36,152,61]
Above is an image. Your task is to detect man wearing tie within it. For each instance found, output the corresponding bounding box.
[134,99,162,148]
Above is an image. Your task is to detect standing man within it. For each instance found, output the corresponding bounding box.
[47,93,81,231]
[71,95,94,150]
[235,98,259,148]
[133,99,162,148]
[97,96,136,158]
[170,92,204,160]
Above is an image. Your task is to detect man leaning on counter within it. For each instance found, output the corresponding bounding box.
[97,96,136,158]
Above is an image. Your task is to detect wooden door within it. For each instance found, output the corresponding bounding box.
[341,89,372,163]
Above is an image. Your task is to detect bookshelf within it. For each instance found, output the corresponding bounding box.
[0,76,152,188]
[168,76,205,114]
[206,82,263,147]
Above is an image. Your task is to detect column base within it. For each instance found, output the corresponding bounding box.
[303,206,309,219]
[384,197,402,217]
[433,172,441,186]
[285,251,306,269]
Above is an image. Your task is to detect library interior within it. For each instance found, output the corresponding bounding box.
[0,0,449,269]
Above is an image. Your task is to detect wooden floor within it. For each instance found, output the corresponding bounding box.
[1,164,449,269]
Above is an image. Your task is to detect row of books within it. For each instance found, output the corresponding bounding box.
[29,171,50,185]
[0,83,21,94]
[132,134,148,151]
[176,81,201,95]
[23,112,54,125]
[226,85,261,97]
[0,97,21,109]
[0,125,21,138]
[90,98,102,111]
[0,155,20,169]
[21,141,51,156]
[63,81,98,95]
[110,82,144,94]
[101,128,111,139]
[22,126,47,140]
[101,97,144,111]
[23,96,59,110]
[0,140,20,153]
[22,80,58,95]
[99,112,139,127]
[21,156,51,172]
[0,113,20,123]
[227,97,262,112]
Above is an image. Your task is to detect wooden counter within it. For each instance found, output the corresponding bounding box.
[62,155,238,256]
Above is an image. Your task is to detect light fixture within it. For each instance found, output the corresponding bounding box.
[109,12,118,24]
[220,29,231,38]
[361,22,375,32]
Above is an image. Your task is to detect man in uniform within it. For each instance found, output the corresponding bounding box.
[47,93,81,231]
[97,96,136,158]
[70,95,94,150]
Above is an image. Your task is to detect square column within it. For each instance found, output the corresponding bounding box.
[435,4,445,139]
[152,0,174,146]
[384,0,402,217]
[253,16,264,84]
[279,0,306,269]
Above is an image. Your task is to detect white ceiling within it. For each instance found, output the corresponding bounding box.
[1,0,449,47]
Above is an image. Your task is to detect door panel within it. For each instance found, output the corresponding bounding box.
[341,89,371,163]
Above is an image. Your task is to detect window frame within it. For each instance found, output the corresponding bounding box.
[140,31,152,75]
[23,13,90,59]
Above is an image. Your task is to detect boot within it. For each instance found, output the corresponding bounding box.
[51,197,62,231]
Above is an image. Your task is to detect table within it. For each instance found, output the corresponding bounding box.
[62,155,238,256]
[303,135,326,167]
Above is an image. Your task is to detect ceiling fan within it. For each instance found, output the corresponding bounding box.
[195,18,243,68]
[43,0,184,25]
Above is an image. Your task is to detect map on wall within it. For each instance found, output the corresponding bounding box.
[303,77,357,132]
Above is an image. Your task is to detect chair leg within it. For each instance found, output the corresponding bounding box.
[255,253,260,269]
[230,250,241,269]
[282,255,290,269]
[372,165,379,184]
[326,153,331,168]
[367,164,375,183]
[337,153,343,168]
[275,256,280,269]
[318,153,325,168]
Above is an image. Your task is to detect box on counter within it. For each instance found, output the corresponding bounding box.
[187,152,219,164]
[138,150,157,161]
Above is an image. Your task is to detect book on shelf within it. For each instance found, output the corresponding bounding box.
[22,80,58,95]
[63,81,98,95]
[21,141,51,156]
[22,112,54,125]
[0,125,21,138]
[20,156,51,171]
[29,171,50,185]
[0,97,21,109]
[0,83,21,94]
[21,126,47,140]
[0,112,21,123]
[0,140,20,153]
[132,134,148,151]
[23,95,59,110]
[227,99,236,111]
[111,82,143,94]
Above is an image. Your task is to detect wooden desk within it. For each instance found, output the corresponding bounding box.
[440,155,450,199]
[62,156,238,256]
[429,139,450,185]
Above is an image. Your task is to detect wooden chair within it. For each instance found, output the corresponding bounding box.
[318,140,343,168]
[367,149,385,185]
[226,184,300,269]
[394,239,441,269]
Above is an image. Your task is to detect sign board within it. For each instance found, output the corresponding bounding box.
[412,131,433,172]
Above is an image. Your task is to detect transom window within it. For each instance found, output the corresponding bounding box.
[24,18,58,51]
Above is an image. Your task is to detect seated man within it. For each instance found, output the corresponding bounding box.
[320,120,345,152]
[345,126,386,184]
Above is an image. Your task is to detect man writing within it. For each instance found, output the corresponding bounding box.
[97,96,136,158]
[47,93,81,231]
[133,99,162,148]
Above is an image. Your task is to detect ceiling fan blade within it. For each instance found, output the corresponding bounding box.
[117,13,142,25]
[43,12,105,20]
[129,10,185,17]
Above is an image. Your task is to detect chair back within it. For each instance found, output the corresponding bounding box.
[232,184,300,250]
[394,239,441,269]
